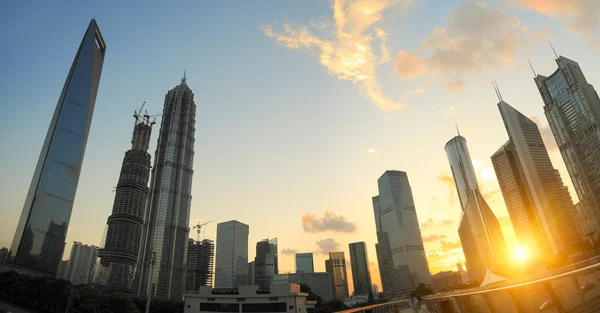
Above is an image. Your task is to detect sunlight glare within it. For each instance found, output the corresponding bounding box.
[512,246,528,262]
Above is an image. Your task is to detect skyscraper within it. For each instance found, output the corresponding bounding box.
[67,242,98,285]
[325,252,349,300]
[93,106,154,293]
[57,260,70,280]
[136,74,197,300]
[493,99,581,257]
[254,238,278,289]
[534,55,600,234]
[214,221,249,288]
[295,253,314,273]
[8,19,106,276]
[348,242,372,296]
[186,238,215,293]
[372,171,432,296]
[445,136,508,283]
[247,261,256,286]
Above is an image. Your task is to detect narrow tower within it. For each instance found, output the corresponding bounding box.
[136,74,197,299]
[93,104,154,292]
[8,19,106,275]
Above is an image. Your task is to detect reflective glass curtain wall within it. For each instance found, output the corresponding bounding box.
[349,242,372,296]
[8,19,106,275]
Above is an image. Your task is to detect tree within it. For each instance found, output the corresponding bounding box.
[98,293,139,313]
[415,283,433,296]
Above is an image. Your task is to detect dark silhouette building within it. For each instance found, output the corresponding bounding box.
[186,239,214,293]
[254,238,278,289]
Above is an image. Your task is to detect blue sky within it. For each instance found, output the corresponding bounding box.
[2,0,600,292]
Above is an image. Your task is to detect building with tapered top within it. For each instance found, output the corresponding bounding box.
[93,105,154,293]
[445,136,508,283]
[534,55,600,235]
[135,74,197,300]
[7,19,106,276]
[493,98,581,258]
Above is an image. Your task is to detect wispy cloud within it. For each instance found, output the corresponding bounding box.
[302,209,358,233]
[261,0,418,110]
[281,248,299,255]
[421,218,455,229]
[444,104,460,116]
[437,171,458,206]
[315,238,341,254]
[422,233,448,242]
[360,148,379,156]
[394,0,547,91]
[439,240,463,252]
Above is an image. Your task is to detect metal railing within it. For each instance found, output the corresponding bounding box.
[336,256,600,313]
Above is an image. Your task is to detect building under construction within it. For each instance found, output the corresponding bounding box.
[92,104,155,293]
[186,238,215,292]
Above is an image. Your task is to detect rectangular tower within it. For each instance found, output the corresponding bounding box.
[214,221,249,288]
[325,252,349,300]
[445,137,508,283]
[186,239,215,293]
[67,242,98,285]
[494,100,581,257]
[8,19,106,276]
[373,171,432,296]
[534,55,600,234]
[254,238,278,289]
[348,242,372,296]
[136,75,196,300]
[295,253,314,273]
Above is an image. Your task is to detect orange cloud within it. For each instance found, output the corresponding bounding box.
[439,240,463,252]
[421,218,455,230]
[315,238,341,254]
[261,0,419,110]
[302,209,358,233]
[422,234,448,242]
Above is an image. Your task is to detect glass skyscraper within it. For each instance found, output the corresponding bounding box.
[372,170,432,296]
[534,55,600,235]
[254,238,278,289]
[8,19,106,275]
[135,75,196,300]
[214,220,249,288]
[348,242,372,296]
[325,252,349,300]
[295,253,314,273]
[445,136,508,283]
[493,100,581,259]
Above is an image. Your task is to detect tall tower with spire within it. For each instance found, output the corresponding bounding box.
[135,73,196,300]
[92,103,155,293]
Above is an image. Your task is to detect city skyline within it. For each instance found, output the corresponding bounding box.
[6,0,600,296]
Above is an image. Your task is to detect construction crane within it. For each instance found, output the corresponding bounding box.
[133,101,146,125]
[193,221,212,242]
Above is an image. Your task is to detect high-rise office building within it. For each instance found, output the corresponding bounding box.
[273,272,333,300]
[67,242,98,285]
[93,107,154,292]
[136,74,197,299]
[372,171,432,296]
[348,242,372,296]
[445,136,508,283]
[8,19,106,276]
[295,253,314,273]
[186,238,215,293]
[493,99,581,257]
[325,252,349,300]
[534,55,600,234]
[254,238,278,289]
[248,261,256,286]
[214,221,249,288]
[57,260,70,280]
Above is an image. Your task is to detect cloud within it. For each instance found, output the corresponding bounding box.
[315,238,341,254]
[439,240,463,252]
[482,187,501,200]
[394,0,546,91]
[444,104,460,116]
[422,234,448,242]
[360,148,379,156]
[261,0,418,110]
[503,0,600,47]
[302,209,358,233]
[528,115,558,152]
[421,218,455,229]
[437,171,458,205]
[281,248,299,255]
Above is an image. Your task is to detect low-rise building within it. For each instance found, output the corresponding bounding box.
[184,283,315,313]
[432,271,463,292]
[273,272,333,300]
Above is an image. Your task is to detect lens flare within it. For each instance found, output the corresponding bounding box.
[513,246,528,262]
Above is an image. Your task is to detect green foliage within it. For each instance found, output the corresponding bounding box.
[0,271,183,313]
[415,283,433,296]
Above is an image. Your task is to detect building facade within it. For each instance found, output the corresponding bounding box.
[255,238,278,289]
[57,260,70,280]
[214,221,249,288]
[373,171,432,296]
[348,242,372,296]
[493,100,581,258]
[8,19,106,276]
[67,242,98,285]
[183,284,315,313]
[534,55,600,234]
[0,248,8,265]
[93,108,154,292]
[295,253,314,273]
[248,261,256,286]
[445,136,508,283]
[186,239,215,293]
[431,271,463,292]
[325,252,349,300]
[273,272,333,300]
[136,74,197,300]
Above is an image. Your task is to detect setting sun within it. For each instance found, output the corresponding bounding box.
[513,247,529,262]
